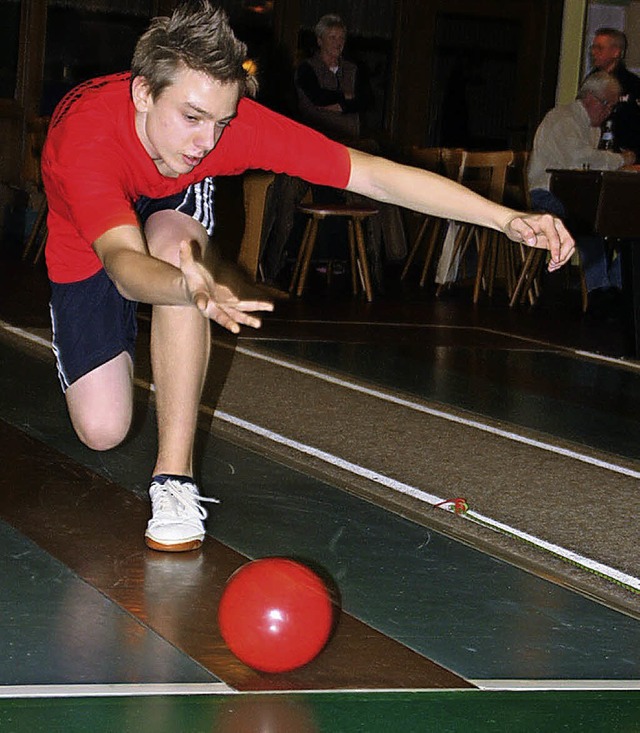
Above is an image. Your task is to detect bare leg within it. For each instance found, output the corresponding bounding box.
[144,209,211,477]
[65,351,133,451]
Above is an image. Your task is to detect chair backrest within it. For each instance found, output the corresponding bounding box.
[409,146,467,184]
[409,146,442,173]
[440,148,467,181]
[457,150,514,203]
[237,171,276,280]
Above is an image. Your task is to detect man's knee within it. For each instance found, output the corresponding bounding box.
[71,411,131,452]
[145,210,209,266]
[64,352,134,451]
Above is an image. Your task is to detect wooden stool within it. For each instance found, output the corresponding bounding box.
[289,202,379,301]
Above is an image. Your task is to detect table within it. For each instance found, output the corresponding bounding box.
[549,168,640,356]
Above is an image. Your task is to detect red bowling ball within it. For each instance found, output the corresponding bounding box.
[218,558,334,673]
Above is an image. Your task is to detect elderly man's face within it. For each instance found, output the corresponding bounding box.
[584,88,619,127]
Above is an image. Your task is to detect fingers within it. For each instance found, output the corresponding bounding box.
[204,303,269,333]
[223,309,265,330]
[192,291,209,312]
[511,213,560,249]
[195,294,274,334]
[508,213,575,270]
[231,300,275,312]
[538,217,575,270]
[179,241,275,332]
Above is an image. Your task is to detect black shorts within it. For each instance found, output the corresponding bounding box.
[135,177,216,235]
[50,268,137,391]
[49,178,215,391]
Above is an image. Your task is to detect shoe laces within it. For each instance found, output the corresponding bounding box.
[149,479,219,525]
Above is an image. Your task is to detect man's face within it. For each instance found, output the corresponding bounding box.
[583,88,619,127]
[133,66,240,178]
[590,34,621,73]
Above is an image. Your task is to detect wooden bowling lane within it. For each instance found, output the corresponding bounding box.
[0,418,472,691]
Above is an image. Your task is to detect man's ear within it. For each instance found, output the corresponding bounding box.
[131,76,152,112]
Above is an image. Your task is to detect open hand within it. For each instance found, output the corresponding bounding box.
[179,241,274,334]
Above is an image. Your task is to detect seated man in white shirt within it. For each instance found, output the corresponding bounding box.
[528,72,635,314]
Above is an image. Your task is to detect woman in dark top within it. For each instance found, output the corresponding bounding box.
[295,14,367,143]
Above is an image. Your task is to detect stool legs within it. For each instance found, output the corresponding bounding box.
[352,217,373,302]
[435,223,474,297]
[473,229,491,304]
[290,212,374,301]
[347,221,358,295]
[289,215,319,297]
[400,216,430,280]
[510,246,544,308]
[401,215,443,288]
[419,218,443,287]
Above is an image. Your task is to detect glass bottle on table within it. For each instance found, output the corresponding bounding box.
[599,119,615,150]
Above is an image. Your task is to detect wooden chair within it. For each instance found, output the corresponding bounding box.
[237,170,276,281]
[401,147,467,287]
[289,201,379,301]
[435,150,514,304]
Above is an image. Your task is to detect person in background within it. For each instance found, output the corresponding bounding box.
[527,72,635,314]
[294,14,369,144]
[589,27,640,157]
[289,14,404,289]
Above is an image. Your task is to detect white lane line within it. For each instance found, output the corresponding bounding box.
[0,320,53,349]
[472,679,640,690]
[4,320,639,591]
[2,681,638,697]
[209,407,640,594]
[235,345,640,481]
[0,683,234,698]
[4,318,638,480]
[463,508,640,591]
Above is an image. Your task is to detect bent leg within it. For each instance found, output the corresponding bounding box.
[49,268,138,452]
[65,352,134,451]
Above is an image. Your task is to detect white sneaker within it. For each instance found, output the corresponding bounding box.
[145,476,219,552]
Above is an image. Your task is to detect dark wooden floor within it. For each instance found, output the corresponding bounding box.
[271,254,631,358]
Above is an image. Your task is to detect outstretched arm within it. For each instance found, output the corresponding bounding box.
[93,224,273,334]
[345,148,575,270]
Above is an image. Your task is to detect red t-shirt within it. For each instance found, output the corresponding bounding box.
[42,72,352,283]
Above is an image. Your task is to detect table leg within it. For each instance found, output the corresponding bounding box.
[620,240,640,357]
[630,241,640,358]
